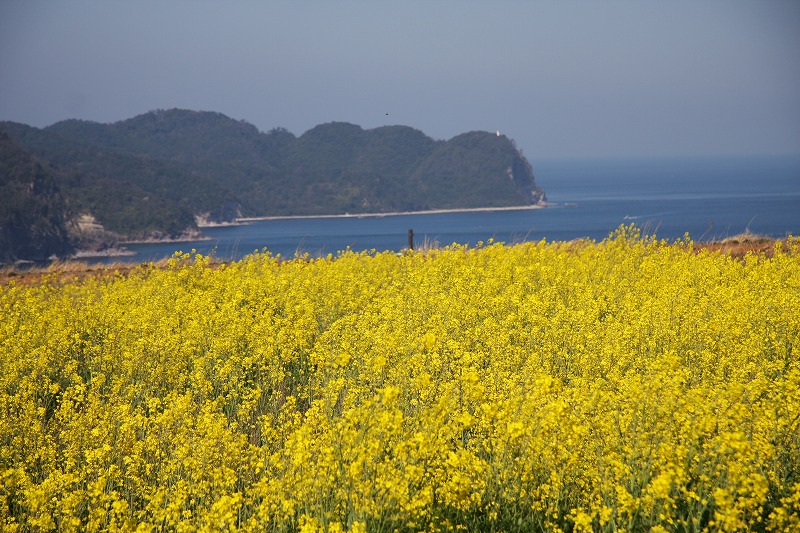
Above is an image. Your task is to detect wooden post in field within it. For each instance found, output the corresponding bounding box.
[408,229,414,251]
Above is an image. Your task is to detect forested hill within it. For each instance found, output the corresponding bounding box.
[0,109,545,258]
[0,132,73,262]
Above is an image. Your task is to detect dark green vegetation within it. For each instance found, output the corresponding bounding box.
[0,109,544,261]
[0,133,73,262]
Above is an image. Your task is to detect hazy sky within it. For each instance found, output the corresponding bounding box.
[1,0,798,158]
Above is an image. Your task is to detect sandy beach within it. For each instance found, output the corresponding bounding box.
[236,203,548,223]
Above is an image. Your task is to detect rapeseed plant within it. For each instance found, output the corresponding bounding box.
[1,229,798,532]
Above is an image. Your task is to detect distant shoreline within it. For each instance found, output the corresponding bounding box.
[236,203,548,223]
[72,204,550,257]
[72,232,213,259]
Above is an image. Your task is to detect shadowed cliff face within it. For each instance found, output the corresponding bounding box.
[0,133,73,262]
[509,144,546,204]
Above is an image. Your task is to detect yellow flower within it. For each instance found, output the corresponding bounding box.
[2,227,797,531]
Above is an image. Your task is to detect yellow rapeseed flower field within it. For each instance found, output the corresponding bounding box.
[1,226,799,532]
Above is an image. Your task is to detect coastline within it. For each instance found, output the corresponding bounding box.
[71,204,555,257]
[196,220,248,228]
[72,231,213,259]
[72,248,138,259]
[70,204,551,258]
[237,203,548,223]
[120,234,213,245]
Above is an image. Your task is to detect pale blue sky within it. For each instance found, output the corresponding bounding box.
[1,0,798,158]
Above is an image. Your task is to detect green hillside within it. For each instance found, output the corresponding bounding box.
[0,133,72,261]
[1,109,545,259]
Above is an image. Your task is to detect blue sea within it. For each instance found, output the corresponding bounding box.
[119,155,800,263]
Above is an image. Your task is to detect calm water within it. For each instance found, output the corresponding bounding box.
[119,156,800,262]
